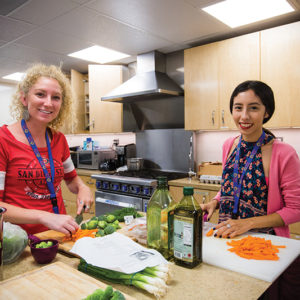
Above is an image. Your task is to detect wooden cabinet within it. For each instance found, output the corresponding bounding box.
[184,32,260,131]
[60,69,88,134]
[169,185,219,224]
[185,43,219,130]
[260,21,300,128]
[61,175,95,220]
[88,65,128,133]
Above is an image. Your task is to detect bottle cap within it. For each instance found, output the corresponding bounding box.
[156,176,167,186]
[183,186,194,195]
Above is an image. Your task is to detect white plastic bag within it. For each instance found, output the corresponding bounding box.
[3,222,28,264]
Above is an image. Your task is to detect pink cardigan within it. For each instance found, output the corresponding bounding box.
[214,137,300,237]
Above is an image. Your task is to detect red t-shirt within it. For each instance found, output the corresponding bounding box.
[0,125,77,234]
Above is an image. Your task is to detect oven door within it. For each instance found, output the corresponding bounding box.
[95,190,143,216]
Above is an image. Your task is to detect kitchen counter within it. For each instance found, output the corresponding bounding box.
[3,245,270,300]
[168,177,221,191]
[76,169,115,177]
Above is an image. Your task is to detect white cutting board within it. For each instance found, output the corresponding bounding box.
[203,224,300,282]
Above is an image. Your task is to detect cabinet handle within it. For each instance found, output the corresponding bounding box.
[202,195,206,204]
[212,110,215,125]
[222,109,225,126]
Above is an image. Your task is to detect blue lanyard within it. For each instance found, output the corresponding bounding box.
[21,119,59,214]
[232,131,265,219]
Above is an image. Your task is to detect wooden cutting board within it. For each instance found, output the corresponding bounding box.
[35,224,134,255]
[0,261,136,300]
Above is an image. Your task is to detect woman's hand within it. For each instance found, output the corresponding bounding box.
[76,184,93,215]
[214,218,253,238]
[200,199,219,221]
[40,212,79,235]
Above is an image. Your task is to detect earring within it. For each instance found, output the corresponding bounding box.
[22,107,30,121]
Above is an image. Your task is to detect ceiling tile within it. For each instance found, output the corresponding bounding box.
[0,15,35,41]
[86,0,226,43]
[9,0,78,25]
[0,43,89,74]
[0,0,29,16]
[16,28,92,54]
[44,7,173,55]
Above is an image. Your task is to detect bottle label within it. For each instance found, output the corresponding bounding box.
[173,215,194,262]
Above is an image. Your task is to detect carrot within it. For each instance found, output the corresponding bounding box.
[206,228,214,237]
[226,235,286,261]
[62,229,98,242]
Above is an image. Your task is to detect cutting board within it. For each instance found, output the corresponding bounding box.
[203,225,300,282]
[0,261,136,300]
[35,224,133,255]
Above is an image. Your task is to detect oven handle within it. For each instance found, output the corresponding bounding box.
[96,197,135,208]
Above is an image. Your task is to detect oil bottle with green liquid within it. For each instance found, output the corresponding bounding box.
[173,186,202,268]
[147,176,175,259]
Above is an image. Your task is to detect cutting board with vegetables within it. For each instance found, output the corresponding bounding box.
[35,223,132,255]
[203,224,300,282]
[0,261,136,300]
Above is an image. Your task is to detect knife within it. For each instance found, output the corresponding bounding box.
[75,205,86,225]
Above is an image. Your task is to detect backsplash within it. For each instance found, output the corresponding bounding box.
[65,132,135,149]
[195,128,300,163]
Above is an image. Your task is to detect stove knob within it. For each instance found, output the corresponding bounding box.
[130,185,140,194]
[112,183,120,191]
[102,181,109,189]
[143,187,150,195]
[121,184,128,192]
[96,181,101,189]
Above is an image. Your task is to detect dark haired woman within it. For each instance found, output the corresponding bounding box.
[201,80,300,299]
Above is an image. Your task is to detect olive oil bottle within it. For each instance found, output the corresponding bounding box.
[173,186,202,268]
[147,176,175,259]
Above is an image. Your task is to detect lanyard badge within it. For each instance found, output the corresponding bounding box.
[232,131,265,219]
[21,119,59,214]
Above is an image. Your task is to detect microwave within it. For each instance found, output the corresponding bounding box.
[76,150,115,170]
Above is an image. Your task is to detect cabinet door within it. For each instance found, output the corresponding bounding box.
[60,69,87,134]
[169,186,219,224]
[89,65,125,133]
[61,175,95,219]
[184,43,219,130]
[261,21,300,127]
[218,32,260,130]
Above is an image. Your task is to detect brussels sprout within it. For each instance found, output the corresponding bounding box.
[104,225,116,235]
[98,220,107,229]
[106,215,116,223]
[87,220,98,230]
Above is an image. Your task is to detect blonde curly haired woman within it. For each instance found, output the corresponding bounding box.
[0,64,93,235]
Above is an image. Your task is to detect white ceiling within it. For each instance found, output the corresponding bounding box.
[0,0,300,83]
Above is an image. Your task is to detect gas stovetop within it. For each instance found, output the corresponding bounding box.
[91,170,188,198]
[115,169,188,181]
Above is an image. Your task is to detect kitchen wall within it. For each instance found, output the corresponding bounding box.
[0,83,16,126]
[65,132,135,149]
[195,128,300,164]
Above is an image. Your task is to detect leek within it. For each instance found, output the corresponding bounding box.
[78,259,169,298]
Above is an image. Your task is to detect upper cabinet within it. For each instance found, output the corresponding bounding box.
[185,32,260,131]
[260,21,300,128]
[60,69,88,135]
[88,65,128,133]
[185,21,300,130]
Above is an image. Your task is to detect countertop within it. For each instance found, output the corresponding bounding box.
[3,245,270,300]
[168,177,221,191]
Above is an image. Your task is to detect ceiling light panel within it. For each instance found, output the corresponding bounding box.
[202,0,295,28]
[68,45,130,64]
[2,72,25,81]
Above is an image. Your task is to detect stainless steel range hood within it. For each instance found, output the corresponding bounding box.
[101,51,184,103]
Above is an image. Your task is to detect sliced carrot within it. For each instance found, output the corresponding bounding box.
[62,229,98,242]
[206,228,214,237]
[226,235,285,261]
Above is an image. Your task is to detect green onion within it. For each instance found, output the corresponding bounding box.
[78,259,169,298]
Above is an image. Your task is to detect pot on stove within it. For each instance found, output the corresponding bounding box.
[127,158,144,171]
